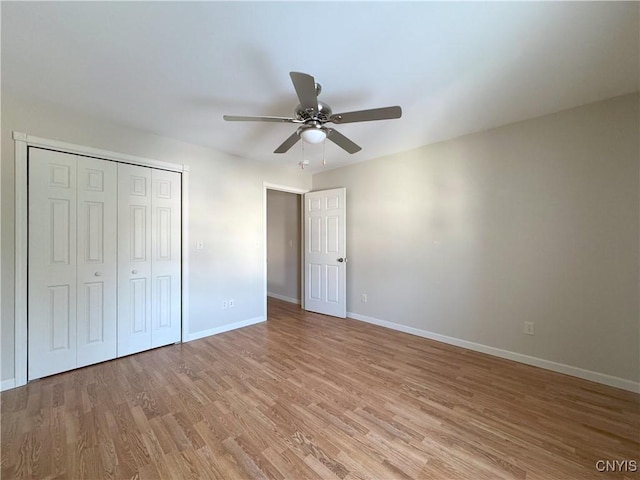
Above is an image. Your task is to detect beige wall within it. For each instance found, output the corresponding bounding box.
[3,92,637,386]
[313,93,639,383]
[1,94,312,382]
[267,190,301,303]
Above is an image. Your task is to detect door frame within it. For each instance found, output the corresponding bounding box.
[13,131,190,387]
[263,183,309,318]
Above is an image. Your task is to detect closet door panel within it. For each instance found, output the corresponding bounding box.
[28,148,78,380]
[77,157,118,368]
[117,164,153,356]
[151,170,182,347]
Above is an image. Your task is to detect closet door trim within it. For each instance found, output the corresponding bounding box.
[13,131,190,388]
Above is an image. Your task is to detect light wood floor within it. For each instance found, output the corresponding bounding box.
[2,298,638,479]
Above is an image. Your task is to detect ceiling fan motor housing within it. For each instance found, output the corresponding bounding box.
[296,101,332,122]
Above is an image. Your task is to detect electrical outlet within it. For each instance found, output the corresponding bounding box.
[523,321,535,335]
[361,293,368,303]
[222,300,228,310]
[229,299,235,308]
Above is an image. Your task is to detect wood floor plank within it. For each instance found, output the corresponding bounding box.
[1,297,638,479]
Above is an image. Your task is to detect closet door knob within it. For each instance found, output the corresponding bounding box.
[132,270,138,274]
[94,272,102,277]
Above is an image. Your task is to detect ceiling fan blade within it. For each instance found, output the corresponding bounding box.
[274,131,301,154]
[326,128,361,154]
[223,115,300,123]
[329,106,402,124]
[290,72,318,113]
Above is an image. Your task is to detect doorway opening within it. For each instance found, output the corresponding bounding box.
[263,183,309,319]
[266,189,302,305]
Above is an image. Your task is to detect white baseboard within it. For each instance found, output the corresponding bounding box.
[1,378,16,392]
[347,312,640,394]
[185,316,266,342]
[267,292,301,305]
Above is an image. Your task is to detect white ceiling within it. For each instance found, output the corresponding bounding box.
[2,2,638,172]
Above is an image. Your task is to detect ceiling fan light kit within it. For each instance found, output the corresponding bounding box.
[223,71,402,167]
[299,125,326,144]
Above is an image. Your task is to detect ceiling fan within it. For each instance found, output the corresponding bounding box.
[223,72,402,154]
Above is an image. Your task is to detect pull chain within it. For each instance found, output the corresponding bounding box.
[299,139,308,169]
[322,140,326,166]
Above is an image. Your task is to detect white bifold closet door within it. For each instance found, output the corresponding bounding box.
[117,164,182,357]
[77,156,118,367]
[28,148,181,380]
[28,149,118,379]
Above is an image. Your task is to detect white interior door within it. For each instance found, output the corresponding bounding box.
[117,164,153,356]
[150,169,182,347]
[76,157,117,368]
[304,188,347,318]
[27,147,183,378]
[28,149,78,379]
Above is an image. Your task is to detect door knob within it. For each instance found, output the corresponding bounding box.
[94,272,102,277]
[337,258,345,263]
[132,270,138,274]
